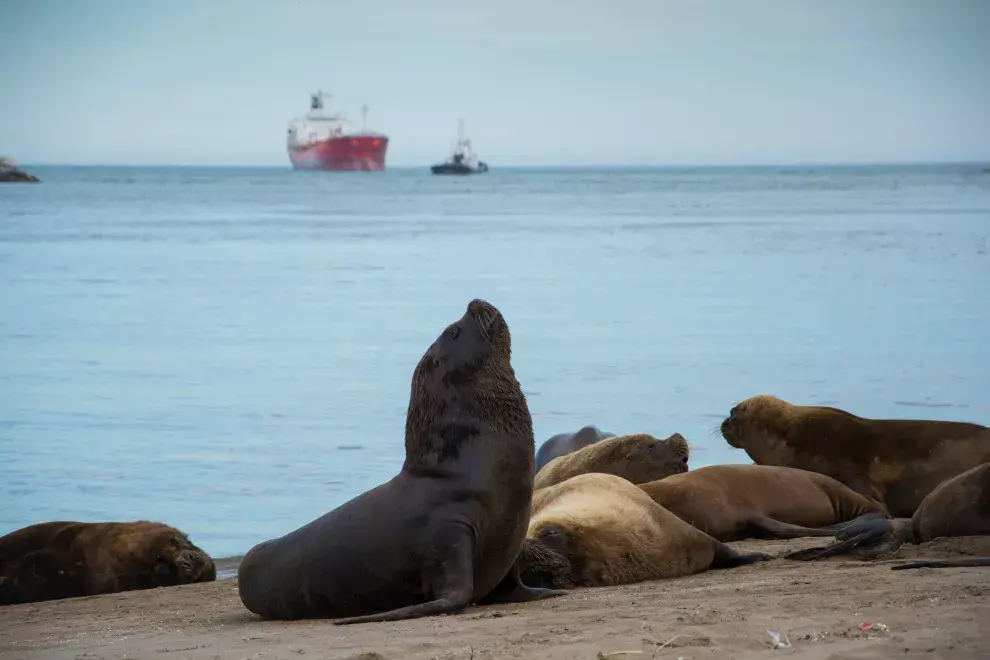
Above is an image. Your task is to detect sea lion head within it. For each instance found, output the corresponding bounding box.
[418,298,510,385]
[517,526,578,589]
[720,394,793,449]
[404,299,531,467]
[139,527,216,587]
[603,432,691,484]
[628,432,689,482]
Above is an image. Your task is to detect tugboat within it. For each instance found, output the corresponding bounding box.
[430,119,488,175]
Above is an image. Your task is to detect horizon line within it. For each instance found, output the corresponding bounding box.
[17,159,990,170]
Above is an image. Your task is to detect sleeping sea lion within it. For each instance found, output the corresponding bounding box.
[533,432,689,491]
[0,520,215,606]
[637,464,888,542]
[517,472,771,589]
[786,462,990,569]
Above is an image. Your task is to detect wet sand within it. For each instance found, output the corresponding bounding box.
[2,537,989,660]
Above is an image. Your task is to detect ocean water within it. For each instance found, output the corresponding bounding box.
[1,164,988,560]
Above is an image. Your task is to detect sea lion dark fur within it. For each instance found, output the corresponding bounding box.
[533,432,689,491]
[0,520,215,606]
[237,299,564,624]
[721,394,990,517]
[637,464,888,542]
[786,462,990,568]
[517,473,771,589]
[535,425,614,472]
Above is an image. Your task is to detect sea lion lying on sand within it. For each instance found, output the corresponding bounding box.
[535,425,614,472]
[0,521,215,606]
[637,464,888,542]
[237,299,564,624]
[721,394,990,516]
[533,432,689,491]
[517,472,771,589]
[786,462,990,569]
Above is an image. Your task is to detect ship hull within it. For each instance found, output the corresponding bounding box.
[288,135,389,171]
[431,161,489,175]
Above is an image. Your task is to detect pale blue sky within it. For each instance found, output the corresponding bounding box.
[2,0,988,166]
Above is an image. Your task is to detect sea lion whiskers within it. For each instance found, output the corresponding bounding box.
[468,298,501,343]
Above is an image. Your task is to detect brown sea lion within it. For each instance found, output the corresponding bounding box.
[237,299,564,625]
[533,432,689,491]
[0,520,215,606]
[535,425,615,472]
[517,472,771,589]
[637,464,889,542]
[787,462,990,569]
[720,394,990,517]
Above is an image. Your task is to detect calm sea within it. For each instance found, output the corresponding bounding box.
[1,164,988,560]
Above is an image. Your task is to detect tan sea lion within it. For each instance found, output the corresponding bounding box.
[516,472,771,589]
[237,299,564,624]
[0,520,216,606]
[787,462,990,569]
[533,432,689,491]
[720,394,990,517]
[637,464,889,542]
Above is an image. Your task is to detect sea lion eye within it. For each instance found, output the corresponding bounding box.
[449,325,460,340]
[541,527,567,548]
[432,357,441,367]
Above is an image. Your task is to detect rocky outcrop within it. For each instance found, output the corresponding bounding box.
[0,157,41,183]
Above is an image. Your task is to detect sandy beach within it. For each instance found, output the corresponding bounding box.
[2,537,988,660]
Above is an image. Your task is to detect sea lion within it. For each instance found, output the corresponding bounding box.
[637,464,889,542]
[535,425,614,472]
[516,472,771,589]
[720,394,990,516]
[787,462,990,568]
[237,299,564,624]
[533,432,689,491]
[0,520,215,606]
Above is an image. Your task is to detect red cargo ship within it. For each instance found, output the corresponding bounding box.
[286,91,389,171]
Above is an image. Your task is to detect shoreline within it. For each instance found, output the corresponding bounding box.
[2,537,988,660]
[213,555,244,581]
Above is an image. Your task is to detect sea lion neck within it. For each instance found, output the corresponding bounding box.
[402,366,533,474]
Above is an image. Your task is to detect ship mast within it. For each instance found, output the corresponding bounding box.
[456,117,472,156]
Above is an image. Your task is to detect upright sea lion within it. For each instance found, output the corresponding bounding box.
[535,425,614,472]
[533,432,689,491]
[517,473,771,589]
[637,464,888,542]
[787,462,990,569]
[0,520,215,606]
[237,299,564,624]
[720,394,990,516]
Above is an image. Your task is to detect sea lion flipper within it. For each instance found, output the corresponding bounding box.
[890,558,990,570]
[710,542,774,569]
[784,515,896,561]
[476,562,567,605]
[332,530,476,625]
[746,516,848,540]
[331,594,472,625]
[746,513,888,540]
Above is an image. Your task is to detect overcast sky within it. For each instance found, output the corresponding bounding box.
[2,0,988,166]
